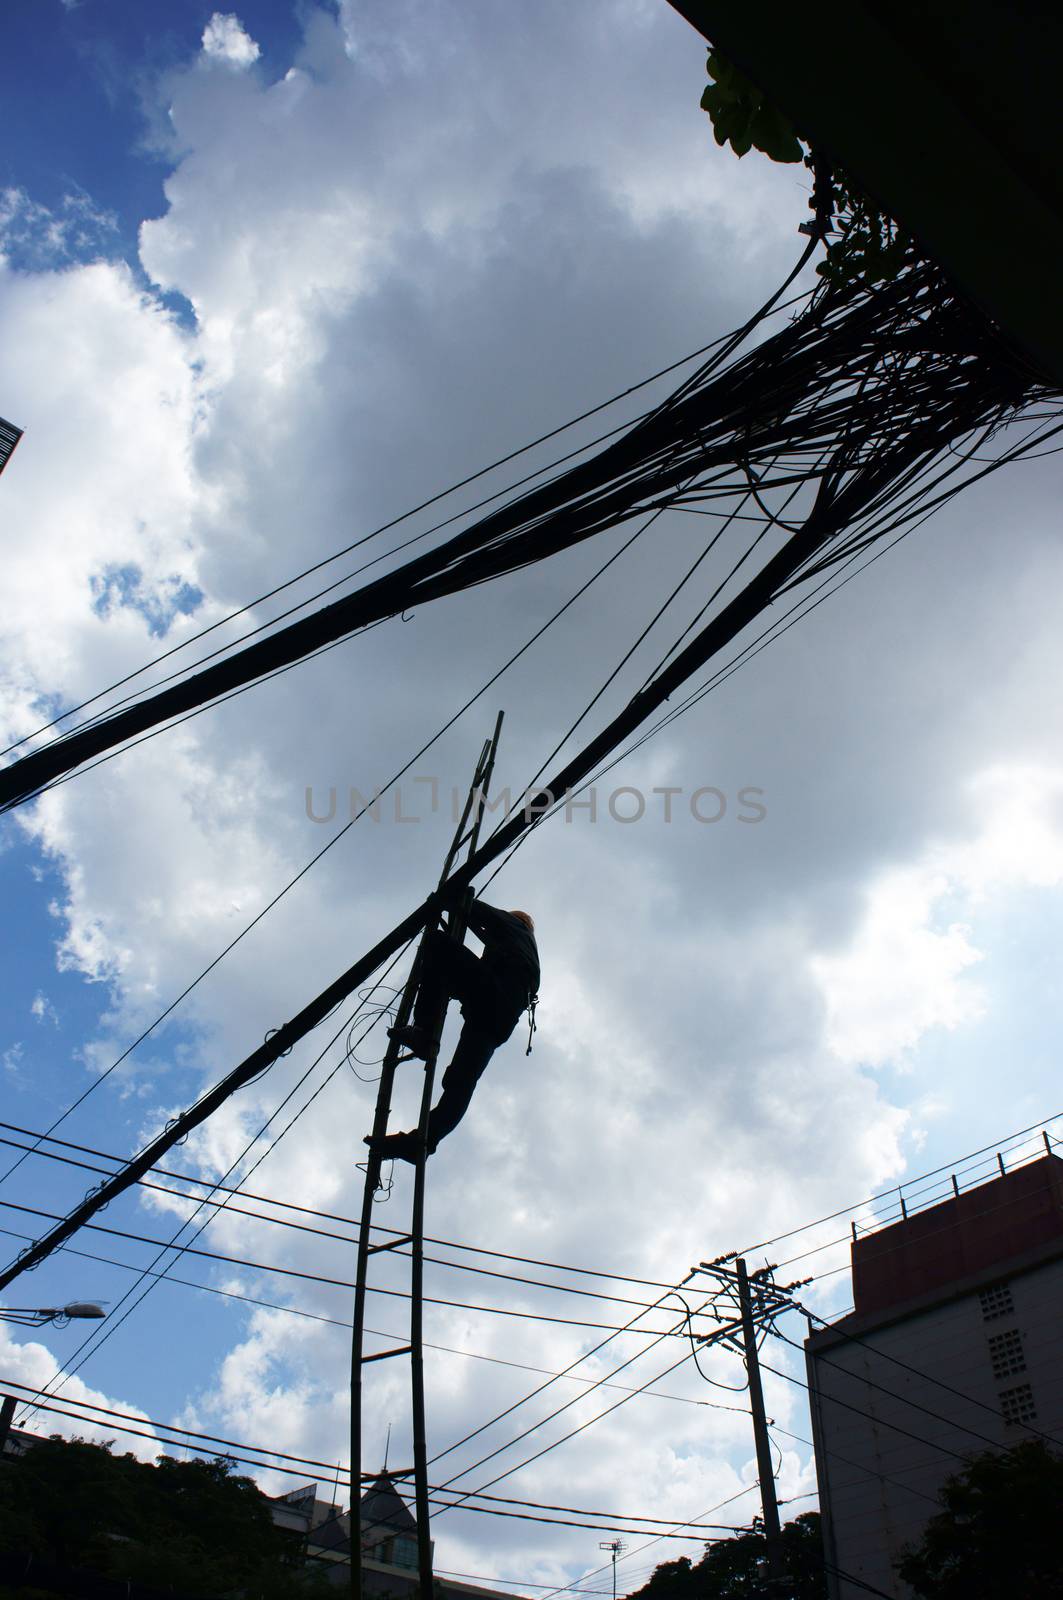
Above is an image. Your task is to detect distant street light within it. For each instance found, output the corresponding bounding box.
[0,1302,105,1328]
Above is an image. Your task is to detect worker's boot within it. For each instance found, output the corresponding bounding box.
[387,1023,433,1059]
[363,1131,422,1165]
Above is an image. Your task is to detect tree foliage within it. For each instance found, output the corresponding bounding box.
[0,1434,333,1598]
[699,49,915,289]
[626,1513,826,1600]
[896,1440,1063,1600]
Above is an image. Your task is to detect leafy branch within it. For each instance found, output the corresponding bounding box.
[700,48,916,287]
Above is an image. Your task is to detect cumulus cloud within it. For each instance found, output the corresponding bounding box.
[201,13,261,70]
[813,768,1063,1070]
[3,1,1063,1585]
[30,992,59,1026]
[0,187,117,269]
[0,1322,161,1460]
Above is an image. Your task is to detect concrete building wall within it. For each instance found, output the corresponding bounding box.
[808,1244,1063,1599]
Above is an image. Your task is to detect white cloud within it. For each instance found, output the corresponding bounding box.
[3,2,1063,1583]
[0,1322,161,1460]
[0,187,117,268]
[201,13,261,70]
[2,1042,24,1079]
[813,766,1063,1071]
[30,992,59,1026]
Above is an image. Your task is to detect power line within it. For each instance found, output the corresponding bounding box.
[0,466,668,1202]
[0,1120,683,1292]
[0,1198,687,1338]
[767,1424,940,1511]
[6,243,1033,826]
[760,1353,977,1467]
[431,1327,741,1515]
[0,1381,750,1544]
[735,1113,1063,1266]
[791,1307,1062,1451]
[0,1139,668,1315]
[0,1221,743,1416]
[7,260,1054,1298]
[531,1485,761,1600]
[426,1288,706,1477]
[10,1113,1061,1300]
[6,318,778,761]
[9,993,377,1429]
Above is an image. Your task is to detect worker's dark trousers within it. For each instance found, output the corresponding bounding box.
[412,931,515,1151]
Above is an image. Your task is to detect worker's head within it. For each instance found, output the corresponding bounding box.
[509,910,535,932]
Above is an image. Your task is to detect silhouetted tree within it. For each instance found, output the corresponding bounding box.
[626,1513,826,1600]
[0,1434,332,1597]
[897,1440,1063,1599]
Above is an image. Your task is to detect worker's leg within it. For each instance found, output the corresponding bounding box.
[412,930,485,1031]
[424,1024,496,1150]
[365,1022,496,1164]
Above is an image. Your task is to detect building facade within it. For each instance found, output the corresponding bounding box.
[805,1151,1063,1599]
[271,1474,523,1600]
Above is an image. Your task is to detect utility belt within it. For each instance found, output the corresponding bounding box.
[526,991,539,1056]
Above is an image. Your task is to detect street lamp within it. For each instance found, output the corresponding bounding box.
[0,1302,105,1328]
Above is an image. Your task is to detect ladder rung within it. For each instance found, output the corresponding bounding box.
[362,1344,413,1364]
[367,1234,413,1256]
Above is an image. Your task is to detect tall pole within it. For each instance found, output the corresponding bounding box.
[599,1539,625,1600]
[0,1395,15,1455]
[736,1258,783,1589]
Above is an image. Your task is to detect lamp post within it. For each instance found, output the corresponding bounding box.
[0,1302,105,1328]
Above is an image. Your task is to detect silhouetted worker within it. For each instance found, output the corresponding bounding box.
[365,901,539,1164]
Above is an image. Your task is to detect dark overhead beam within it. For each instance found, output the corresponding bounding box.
[668,1,1063,386]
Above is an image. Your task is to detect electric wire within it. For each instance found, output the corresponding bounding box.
[767,1424,940,1511]
[424,1287,703,1479]
[0,1225,745,1415]
[0,1389,743,1543]
[786,1313,1062,1451]
[0,1140,673,1314]
[0,494,664,1202]
[0,1122,682,1290]
[429,1325,736,1518]
[8,260,1056,1299]
[0,1199,688,1340]
[0,1375,747,1533]
[5,244,1013,819]
[530,1484,761,1600]
[10,1004,367,1429]
[6,313,806,760]
[12,941,421,1428]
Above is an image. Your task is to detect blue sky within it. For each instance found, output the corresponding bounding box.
[1,2,304,262]
[2,2,1063,1591]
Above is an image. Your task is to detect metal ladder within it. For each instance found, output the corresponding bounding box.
[349,712,504,1599]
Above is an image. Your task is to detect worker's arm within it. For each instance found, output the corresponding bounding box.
[466,899,510,944]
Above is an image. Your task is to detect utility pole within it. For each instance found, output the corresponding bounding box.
[735,1258,783,1592]
[599,1539,626,1600]
[0,1395,15,1455]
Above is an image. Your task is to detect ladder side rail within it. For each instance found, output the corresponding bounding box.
[349,945,427,1600]
[409,710,504,1598]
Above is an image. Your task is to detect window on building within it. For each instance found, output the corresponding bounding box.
[979,1282,1014,1321]
[999,1382,1037,1425]
[988,1328,1026,1379]
[393,1537,418,1569]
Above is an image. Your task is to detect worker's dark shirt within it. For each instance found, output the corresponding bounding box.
[467,900,540,1028]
